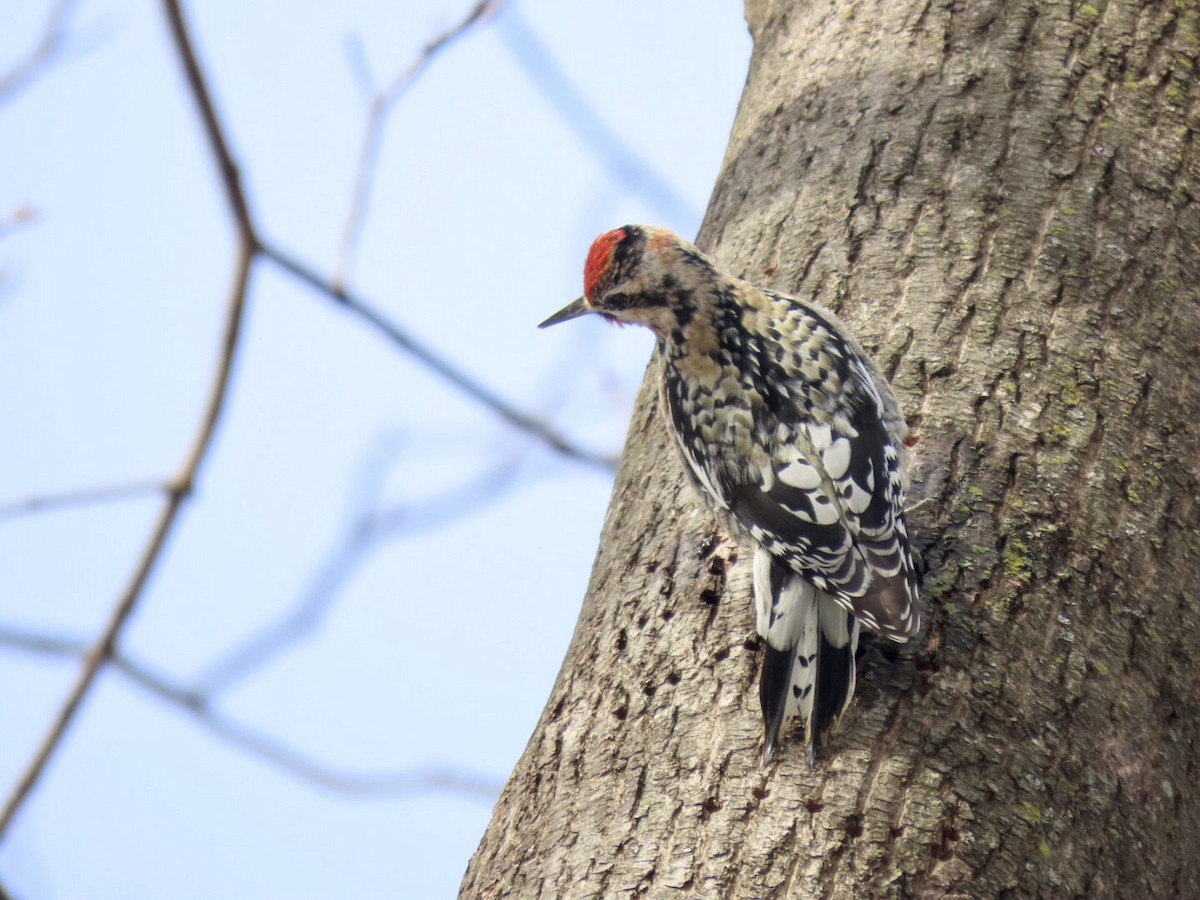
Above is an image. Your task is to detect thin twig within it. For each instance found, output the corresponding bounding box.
[0,626,501,800]
[263,240,616,470]
[0,249,253,840]
[0,0,613,836]
[118,654,501,799]
[333,0,500,288]
[343,34,376,102]
[0,0,78,105]
[195,454,525,695]
[161,4,255,241]
[498,5,698,226]
[0,0,256,840]
[0,478,165,520]
[0,624,87,659]
[194,711,502,798]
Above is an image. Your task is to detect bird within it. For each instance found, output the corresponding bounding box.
[540,225,921,764]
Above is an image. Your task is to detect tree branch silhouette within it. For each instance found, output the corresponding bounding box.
[497,5,699,226]
[0,624,501,800]
[195,449,525,695]
[0,0,255,841]
[0,0,78,105]
[261,241,616,470]
[0,478,165,520]
[0,0,612,840]
[334,0,501,288]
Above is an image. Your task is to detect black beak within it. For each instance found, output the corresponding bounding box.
[538,296,592,329]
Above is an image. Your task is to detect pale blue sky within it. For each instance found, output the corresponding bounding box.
[0,2,750,896]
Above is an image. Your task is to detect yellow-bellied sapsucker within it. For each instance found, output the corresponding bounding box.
[540,225,921,764]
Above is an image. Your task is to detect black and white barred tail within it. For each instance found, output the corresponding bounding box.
[754,546,862,765]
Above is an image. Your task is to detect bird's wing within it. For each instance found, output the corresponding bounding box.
[675,353,920,641]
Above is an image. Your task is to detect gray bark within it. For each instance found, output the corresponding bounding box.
[462,0,1200,896]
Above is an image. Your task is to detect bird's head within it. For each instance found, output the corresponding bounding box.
[539,225,703,335]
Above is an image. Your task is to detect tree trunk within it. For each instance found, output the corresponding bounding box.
[462,0,1200,896]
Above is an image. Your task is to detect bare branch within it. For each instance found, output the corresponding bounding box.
[0,252,253,840]
[0,626,501,800]
[0,0,78,105]
[498,5,698,226]
[333,0,500,288]
[0,0,610,836]
[118,654,501,799]
[0,624,87,659]
[160,1,255,243]
[0,0,257,840]
[343,34,377,103]
[190,712,503,799]
[0,478,165,520]
[262,240,616,471]
[195,452,524,695]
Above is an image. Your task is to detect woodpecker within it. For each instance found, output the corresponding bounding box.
[540,225,921,764]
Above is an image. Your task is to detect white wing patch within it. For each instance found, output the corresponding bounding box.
[732,379,919,640]
[839,478,874,515]
[777,458,821,490]
[821,437,852,480]
[661,308,920,644]
[805,492,841,526]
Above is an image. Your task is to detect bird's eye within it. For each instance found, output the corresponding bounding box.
[604,291,630,311]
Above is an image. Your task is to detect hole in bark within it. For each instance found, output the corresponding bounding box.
[915,654,939,674]
[700,588,721,605]
[549,697,566,722]
[643,682,657,697]
[752,787,770,801]
[614,705,628,721]
[844,814,863,839]
[932,822,959,860]
[661,609,675,621]
[637,614,648,629]
[912,547,929,583]
[646,559,660,573]
[708,556,727,576]
[804,798,824,813]
[889,825,906,838]
[714,647,730,662]
[744,637,761,653]
[948,126,962,153]
[616,629,627,652]
[666,672,681,686]
[701,797,722,816]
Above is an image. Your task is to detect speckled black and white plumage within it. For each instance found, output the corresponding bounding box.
[540,225,921,764]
